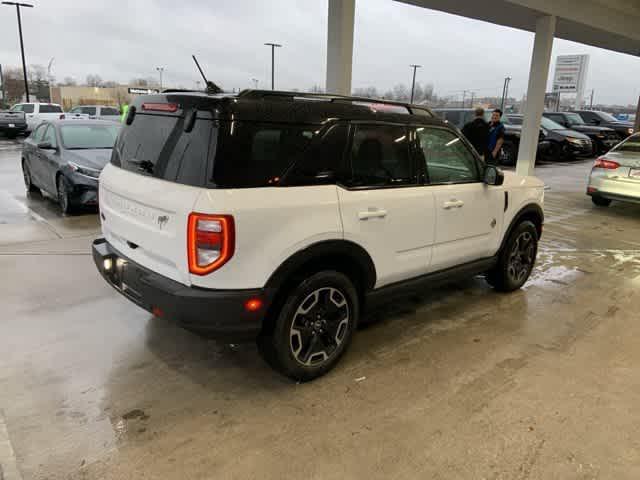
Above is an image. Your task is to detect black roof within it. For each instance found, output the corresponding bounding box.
[130,89,446,127]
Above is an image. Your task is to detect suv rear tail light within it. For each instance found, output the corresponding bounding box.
[141,102,179,113]
[593,157,620,169]
[187,213,235,275]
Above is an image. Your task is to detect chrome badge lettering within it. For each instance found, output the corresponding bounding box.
[157,215,169,230]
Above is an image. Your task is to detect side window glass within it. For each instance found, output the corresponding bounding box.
[32,124,47,142]
[286,123,348,184]
[70,107,81,113]
[348,124,414,187]
[82,107,97,115]
[417,128,479,184]
[11,104,22,112]
[22,104,34,114]
[43,126,57,148]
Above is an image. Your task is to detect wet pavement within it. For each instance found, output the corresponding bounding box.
[1,136,640,479]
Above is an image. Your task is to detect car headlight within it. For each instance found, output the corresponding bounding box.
[628,127,635,135]
[567,137,585,145]
[69,161,100,178]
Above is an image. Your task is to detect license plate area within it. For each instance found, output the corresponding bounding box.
[629,168,640,179]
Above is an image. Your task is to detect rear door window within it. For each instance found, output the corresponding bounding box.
[81,106,97,115]
[22,104,34,114]
[100,107,120,116]
[212,122,315,188]
[113,113,213,187]
[31,123,47,142]
[39,105,62,113]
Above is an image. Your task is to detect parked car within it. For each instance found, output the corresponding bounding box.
[92,90,545,381]
[433,108,541,166]
[571,110,635,140]
[10,102,65,132]
[543,112,619,154]
[0,108,27,138]
[21,120,120,213]
[68,105,121,122]
[587,132,640,207]
[507,114,592,161]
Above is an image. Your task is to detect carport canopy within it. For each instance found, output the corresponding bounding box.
[325,0,640,176]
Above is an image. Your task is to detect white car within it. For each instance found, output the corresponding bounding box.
[10,102,65,132]
[588,132,640,206]
[92,91,545,381]
[68,105,121,122]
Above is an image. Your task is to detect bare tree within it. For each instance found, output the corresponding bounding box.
[101,80,118,88]
[129,77,159,88]
[59,76,77,86]
[2,67,25,103]
[392,84,410,102]
[86,74,103,87]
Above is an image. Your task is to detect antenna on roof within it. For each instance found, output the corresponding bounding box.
[192,55,223,94]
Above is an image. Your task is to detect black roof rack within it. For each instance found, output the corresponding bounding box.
[236,89,432,115]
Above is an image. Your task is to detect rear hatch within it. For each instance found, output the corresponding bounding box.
[99,94,217,286]
[0,110,26,126]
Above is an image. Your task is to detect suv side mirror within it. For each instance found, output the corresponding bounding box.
[37,141,55,150]
[484,165,504,186]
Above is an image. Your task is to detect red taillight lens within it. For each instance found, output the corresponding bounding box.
[187,213,235,275]
[141,102,179,113]
[593,157,620,169]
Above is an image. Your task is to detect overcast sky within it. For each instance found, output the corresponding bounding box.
[1,0,639,106]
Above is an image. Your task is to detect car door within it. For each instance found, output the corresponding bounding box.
[38,125,62,195]
[337,123,436,288]
[25,123,49,186]
[416,126,503,271]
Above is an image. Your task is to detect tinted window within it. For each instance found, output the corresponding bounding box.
[578,111,596,122]
[113,113,213,187]
[31,123,47,142]
[595,112,618,122]
[60,124,120,149]
[347,124,414,187]
[213,122,315,188]
[42,126,58,148]
[11,104,22,112]
[540,117,564,130]
[417,128,479,184]
[100,107,120,116]
[564,113,584,125]
[546,114,565,125]
[81,107,97,115]
[69,107,81,114]
[508,116,523,125]
[22,104,34,113]
[39,105,62,113]
[286,123,348,185]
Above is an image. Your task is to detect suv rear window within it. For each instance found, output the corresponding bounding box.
[40,105,63,113]
[112,113,213,187]
[212,122,315,188]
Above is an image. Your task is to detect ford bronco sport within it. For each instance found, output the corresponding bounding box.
[92,90,544,381]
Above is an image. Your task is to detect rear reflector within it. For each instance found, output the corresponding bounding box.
[245,298,263,312]
[587,186,597,194]
[187,213,235,275]
[141,102,179,113]
[593,157,620,169]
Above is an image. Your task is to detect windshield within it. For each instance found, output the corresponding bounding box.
[540,117,564,130]
[596,112,619,123]
[564,113,584,125]
[613,134,640,153]
[60,124,120,149]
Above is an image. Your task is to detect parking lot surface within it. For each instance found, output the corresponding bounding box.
[1,137,640,479]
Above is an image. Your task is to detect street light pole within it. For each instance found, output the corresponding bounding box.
[264,43,282,90]
[589,89,595,109]
[156,67,164,90]
[409,64,422,103]
[2,2,33,102]
[500,76,512,111]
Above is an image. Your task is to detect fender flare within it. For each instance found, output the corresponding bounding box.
[499,203,544,253]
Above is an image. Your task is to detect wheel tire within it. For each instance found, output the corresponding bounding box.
[487,220,538,292]
[257,271,359,382]
[57,175,75,214]
[592,196,612,207]
[499,141,517,166]
[22,161,39,193]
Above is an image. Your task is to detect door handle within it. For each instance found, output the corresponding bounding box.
[358,209,387,220]
[443,200,464,209]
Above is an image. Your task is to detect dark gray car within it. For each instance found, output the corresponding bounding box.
[21,119,120,213]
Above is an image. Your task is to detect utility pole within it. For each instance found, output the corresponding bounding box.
[251,78,259,89]
[500,76,512,111]
[156,67,164,90]
[0,64,5,106]
[469,91,475,108]
[2,2,33,102]
[589,89,595,109]
[461,90,468,108]
[264,42,282,90]
[409,64,421,103]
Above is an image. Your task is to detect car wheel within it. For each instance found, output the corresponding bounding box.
[499,141,517,166]
[258,271,359,381]
[487,221,538,292]
[57,175,75,214]
[22,161,39,193]
[592,196,612,207]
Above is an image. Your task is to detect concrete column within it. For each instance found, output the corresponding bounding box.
[516,15,556,177]
[326,0,355,95]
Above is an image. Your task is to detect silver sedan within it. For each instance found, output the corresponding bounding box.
[587,132,640,207]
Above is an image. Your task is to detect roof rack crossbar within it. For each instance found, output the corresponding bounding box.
[237,89,425,109]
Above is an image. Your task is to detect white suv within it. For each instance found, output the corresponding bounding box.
[92,91,544,381]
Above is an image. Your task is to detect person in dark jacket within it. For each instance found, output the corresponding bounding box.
[462,107,490,159]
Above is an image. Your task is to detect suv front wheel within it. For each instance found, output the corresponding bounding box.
[258,271,359,381]
[487,220,538,292]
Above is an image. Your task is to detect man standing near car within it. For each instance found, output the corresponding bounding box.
[488,108,505,164]
[462,107,490,159]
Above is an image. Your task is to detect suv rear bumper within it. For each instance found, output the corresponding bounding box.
[92,238,267,341]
